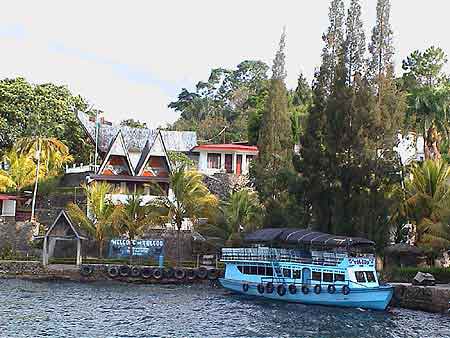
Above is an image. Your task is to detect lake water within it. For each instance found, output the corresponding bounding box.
[1,279,449,338]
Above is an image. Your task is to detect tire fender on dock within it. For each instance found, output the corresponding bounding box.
[288,284,297,295]
[130,266,141,278]
[277,284,286,296]
[266,282,274,294]
[119,265,130,277]
[141,267,153,279]
[107,266,119,278]
[80,265,94,277]
[174,268,186,280]
[314,285,321,294]
[196,267,208,279]
[153,268,163,280]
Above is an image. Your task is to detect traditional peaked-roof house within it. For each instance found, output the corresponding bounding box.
[88,129,173,204]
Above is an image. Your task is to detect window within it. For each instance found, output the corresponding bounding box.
[312,271,321,281]
[334,273,345,282]
[355,271,366,283]
[257,266,266,275]
[365,271,376,282]
[323,273,333,283]
[283,269,291,278]
[225,154,233,173]
[266,267,273,276]
[293,270,301,279]
[250,266,257,275]
[243,265,250,275]
[207,153,221,169]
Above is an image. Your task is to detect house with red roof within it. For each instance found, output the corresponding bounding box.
[192,143,258,176]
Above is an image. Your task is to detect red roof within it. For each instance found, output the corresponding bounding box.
[193,144,258,152]
[0,195,22,201]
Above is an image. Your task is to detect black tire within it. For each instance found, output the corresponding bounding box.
[257,283,265,294]
[174,268,186,280]
[266,282,274,294]
[141,267,153,279]
[153,268,163,280]
[342,285,350,295]
[80,265,93,277]
[301,285,309,294]
[130,266,141,278]
[164,268,175,279]
[314,284,321,294]
[288,284,297,295]
[196,267,208,279]
[277,284,286,296]
[207,269,219,280]
[186,269,196,281]
[328,285,336,294]
[119,265,130,277]
[242,283,249,292]
[107,266,119,278]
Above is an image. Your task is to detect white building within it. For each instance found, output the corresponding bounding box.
[193,143,258,176]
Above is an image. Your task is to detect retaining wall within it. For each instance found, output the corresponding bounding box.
[391,283,450,313]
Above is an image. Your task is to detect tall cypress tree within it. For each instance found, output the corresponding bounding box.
[318,0,345,96]
[368,0,394,88]
[344,0,366,85]
[256,28,293,175]
[254,29,293,226]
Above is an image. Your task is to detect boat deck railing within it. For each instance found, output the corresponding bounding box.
[221,248,347,267]
[259,276,371,289]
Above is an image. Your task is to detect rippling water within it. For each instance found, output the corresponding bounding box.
[1,279,449,338]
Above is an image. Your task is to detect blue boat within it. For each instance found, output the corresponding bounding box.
[219,228,393,311]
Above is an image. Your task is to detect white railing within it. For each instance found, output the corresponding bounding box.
[65,164,99,174]
[221,247,348,267]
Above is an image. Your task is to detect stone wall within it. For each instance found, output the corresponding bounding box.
[0,218,36,255]
[0,261,46,276]
[391,283,450,313]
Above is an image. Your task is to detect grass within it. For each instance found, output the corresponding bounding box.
[384,266,450,283]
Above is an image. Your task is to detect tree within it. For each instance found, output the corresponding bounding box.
[368,0,394,89]
[120,119,148,129]
[0,78,93,163]
[318,0,345,96]
[168,61,269,143]
[149,167,218,265]
[404,160,450,251]
[344,0,365,85]
[197,188,262,245]
[401,47,450,159]
[114,194,156,264]
[0,149,37,193]
[67,182,121,257]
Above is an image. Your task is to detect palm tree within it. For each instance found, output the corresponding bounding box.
[0,150,37,193]
[16,137,73,221]
[149,166,218,265]
[405,159,450,251]
[114,194,157,264]
[67,182,121,257]
[199,188,262,246]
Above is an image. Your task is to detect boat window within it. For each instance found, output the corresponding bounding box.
[323,272,333,283]
[283,269,291,278]
[293,269,301,279]
[250,266,257,275]
[355,271,366,283]
[334,273,345,282]
[266,267,273,276]
[312,271,321,281]
[237,266,244,273]
[257,266,266,275]
[365,271,376,282]
[243,265,250,275]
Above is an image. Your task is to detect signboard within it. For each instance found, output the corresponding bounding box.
[108,239,164,259]
[348,257,375,267]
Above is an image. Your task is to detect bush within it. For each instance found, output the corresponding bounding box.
[385,266,450,283]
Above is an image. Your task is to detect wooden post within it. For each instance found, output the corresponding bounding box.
[42,236,48,266]
[76,239,82,266]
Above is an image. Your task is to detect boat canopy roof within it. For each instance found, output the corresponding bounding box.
[245,228,375,249]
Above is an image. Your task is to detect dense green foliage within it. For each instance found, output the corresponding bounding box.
[0,78,93,163]
[385,266,450,283]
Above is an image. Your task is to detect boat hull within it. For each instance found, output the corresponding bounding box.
[219,278,393,311]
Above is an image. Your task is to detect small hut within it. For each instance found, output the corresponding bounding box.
[40,210,89,266]
[384,243,424,268]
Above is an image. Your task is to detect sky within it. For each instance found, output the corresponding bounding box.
[0,1,449,128]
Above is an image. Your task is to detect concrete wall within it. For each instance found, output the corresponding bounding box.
[391,283,450,313]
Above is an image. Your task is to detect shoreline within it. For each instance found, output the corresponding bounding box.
[1,260,449,314]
